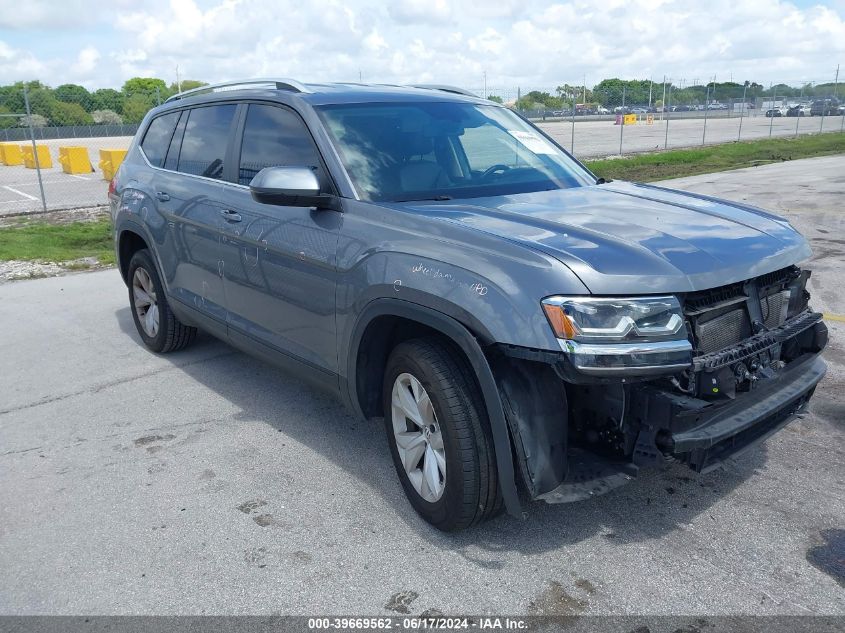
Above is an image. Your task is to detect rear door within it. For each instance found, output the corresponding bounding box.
[153,103,238,329]
[218,102,341,374]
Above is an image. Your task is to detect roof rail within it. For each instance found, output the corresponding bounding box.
[411,84,479,98]
[165,78,310,103]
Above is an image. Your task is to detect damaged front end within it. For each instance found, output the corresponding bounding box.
[492,265,828,504]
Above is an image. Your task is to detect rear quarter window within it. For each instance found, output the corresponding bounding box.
[140,112,180,168]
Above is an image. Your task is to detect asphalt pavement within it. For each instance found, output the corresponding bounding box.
[0,156,843,616]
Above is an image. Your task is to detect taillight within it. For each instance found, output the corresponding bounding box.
[108,178,116,197]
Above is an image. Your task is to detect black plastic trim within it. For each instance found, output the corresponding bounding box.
[347,298,521,518]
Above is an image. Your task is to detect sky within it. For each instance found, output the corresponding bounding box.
[1,0,843,93]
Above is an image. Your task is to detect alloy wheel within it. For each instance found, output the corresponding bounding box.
[390,372,446,502]
[132,267,159,338]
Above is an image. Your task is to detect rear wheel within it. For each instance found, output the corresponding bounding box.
[127,249,196,353]
[383,337,502,531]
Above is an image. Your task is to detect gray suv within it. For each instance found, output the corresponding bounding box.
[110,79,828,531]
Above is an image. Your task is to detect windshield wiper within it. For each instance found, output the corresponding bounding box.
[394,195,453,202]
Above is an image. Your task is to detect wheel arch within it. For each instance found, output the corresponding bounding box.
[346,297,521,517]
[117,223,153,284]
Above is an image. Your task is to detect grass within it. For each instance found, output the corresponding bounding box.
[0,218,115,266]
[584,132,845,182]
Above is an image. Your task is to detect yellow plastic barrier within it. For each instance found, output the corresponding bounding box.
[22,144,52,169]
[0,143,24,165]
[623,114,637,125]
[98,148,127,181]
[58,146,93,174]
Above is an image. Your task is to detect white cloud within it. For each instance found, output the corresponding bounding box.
[388,0,452,24]
[1,0,843,91]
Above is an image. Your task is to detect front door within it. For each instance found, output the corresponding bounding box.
[219,103,340,374]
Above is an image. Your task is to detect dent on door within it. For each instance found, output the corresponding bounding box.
[156,176,228,324]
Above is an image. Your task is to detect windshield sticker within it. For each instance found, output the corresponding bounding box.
[507,130,556,154]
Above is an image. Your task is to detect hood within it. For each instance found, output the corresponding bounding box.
[398,181,811,294]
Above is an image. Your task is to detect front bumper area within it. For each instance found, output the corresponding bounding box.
[501,315,828,504]
[638,352,827,473]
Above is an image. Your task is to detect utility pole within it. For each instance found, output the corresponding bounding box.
[664,82,672,150]
[768,83,775,137]
[619,85,626,155]
[483,70,487,99]
[648,77,653,108]
[176,65,182,94]
[661,75,666,122]
[738,80,748,141]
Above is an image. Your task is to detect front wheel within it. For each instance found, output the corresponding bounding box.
[383,338,502,531]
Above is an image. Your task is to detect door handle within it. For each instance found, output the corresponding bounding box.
[220,209,242,223]
[155,191,170,202]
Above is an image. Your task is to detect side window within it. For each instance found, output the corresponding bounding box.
[140,112,180,167]
[238,104,322,185]
[163,111,187,171]
[177,104,237,180]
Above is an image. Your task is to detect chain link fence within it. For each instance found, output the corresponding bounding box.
[475,73,844,158]
[1,75,843,216]
[0,84,134,217]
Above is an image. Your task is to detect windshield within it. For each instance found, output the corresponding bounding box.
[316,102,595,202]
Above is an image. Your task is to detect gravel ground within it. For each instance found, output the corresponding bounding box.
[0,157,842,617]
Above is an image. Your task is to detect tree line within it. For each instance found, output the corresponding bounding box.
[502,79,842,111]
[0,78,207,128]
[1,76,840,128]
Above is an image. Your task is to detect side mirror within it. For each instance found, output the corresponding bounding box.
[249,166,340,210]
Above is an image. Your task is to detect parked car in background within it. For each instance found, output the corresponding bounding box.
[811,99,840,116]
[786,105,811,117]
[596,106,610,114]
[765,107,785,117]
[111,79,828,531]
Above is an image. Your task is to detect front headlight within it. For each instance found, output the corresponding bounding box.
[541,295,692,376]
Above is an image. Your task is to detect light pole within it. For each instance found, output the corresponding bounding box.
[738,80,748,141]
[23,84,47,213]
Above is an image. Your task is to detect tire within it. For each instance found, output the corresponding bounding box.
[127,248,196,353]
[383,337,502,531]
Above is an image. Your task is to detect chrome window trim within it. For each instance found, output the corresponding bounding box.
[138,101,360,200]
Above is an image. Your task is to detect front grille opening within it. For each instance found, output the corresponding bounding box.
[761,289,790,330]
[695,307,752,354]
[684,266,803,357]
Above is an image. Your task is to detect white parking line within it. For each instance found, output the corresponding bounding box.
[68,174,91,180]
[3,185,37,201]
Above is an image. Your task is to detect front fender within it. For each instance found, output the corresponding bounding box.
[345,297,522,518]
